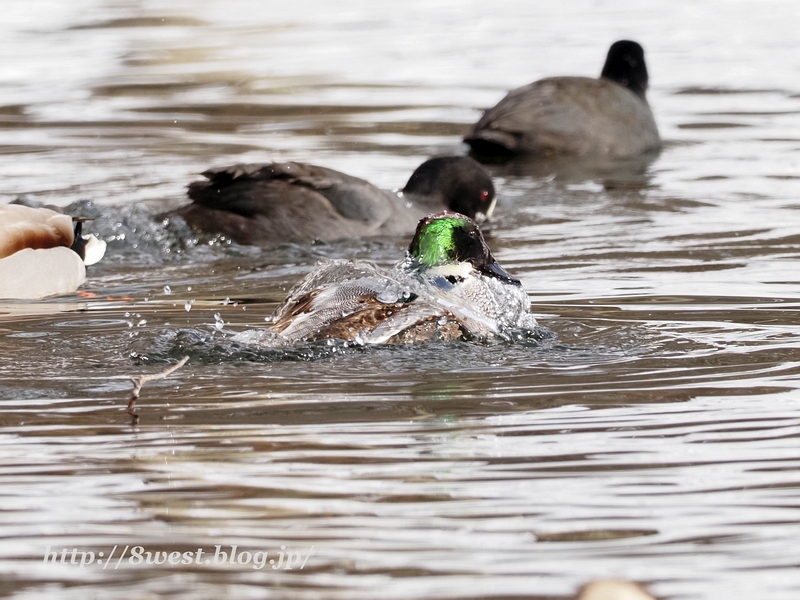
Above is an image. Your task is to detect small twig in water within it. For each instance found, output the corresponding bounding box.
[127,356,189,424]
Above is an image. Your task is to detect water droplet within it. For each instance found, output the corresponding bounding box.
[213,313,224,331]
[163,285,172,295]
[184,300,193,312]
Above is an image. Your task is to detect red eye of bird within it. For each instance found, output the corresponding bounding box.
[480,190,490,201]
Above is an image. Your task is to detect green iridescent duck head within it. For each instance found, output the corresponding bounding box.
[408,212,520,285]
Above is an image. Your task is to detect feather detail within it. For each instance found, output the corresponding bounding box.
[0,247,85,299]
[0,205,74,259]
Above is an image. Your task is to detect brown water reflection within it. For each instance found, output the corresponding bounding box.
[2,1,800,599]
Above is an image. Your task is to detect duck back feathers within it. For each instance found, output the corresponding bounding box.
[468,76,659,157]
[173,161,415,245]
[465,40,659,158]
[0,204,74,259]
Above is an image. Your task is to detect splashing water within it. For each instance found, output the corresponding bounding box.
[233,257,540,347]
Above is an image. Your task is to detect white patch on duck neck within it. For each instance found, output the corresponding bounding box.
[425,262,474,279]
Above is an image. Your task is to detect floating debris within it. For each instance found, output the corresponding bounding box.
[126,356,189,425]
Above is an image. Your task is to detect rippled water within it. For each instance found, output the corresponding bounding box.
[2,1,800,598]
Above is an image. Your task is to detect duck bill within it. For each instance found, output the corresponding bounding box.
[478,260,520,285]
[474,196,497,223]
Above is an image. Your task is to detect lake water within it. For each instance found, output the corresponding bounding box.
[2,1,800,598]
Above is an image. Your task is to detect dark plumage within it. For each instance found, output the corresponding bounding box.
[465,40,660,158]
[162,156,496,245]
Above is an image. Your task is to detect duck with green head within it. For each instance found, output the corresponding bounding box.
[235,212,535,346]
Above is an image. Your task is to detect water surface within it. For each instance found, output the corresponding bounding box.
[2,1,800,598]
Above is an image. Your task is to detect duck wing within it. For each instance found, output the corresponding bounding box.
[270,259,450,343]
[0,205,74,259]
[466,77,659,156]
[172,162,402,244]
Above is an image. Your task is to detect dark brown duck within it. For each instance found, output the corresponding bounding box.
[163,156,496,245]
[465,40,660,158]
